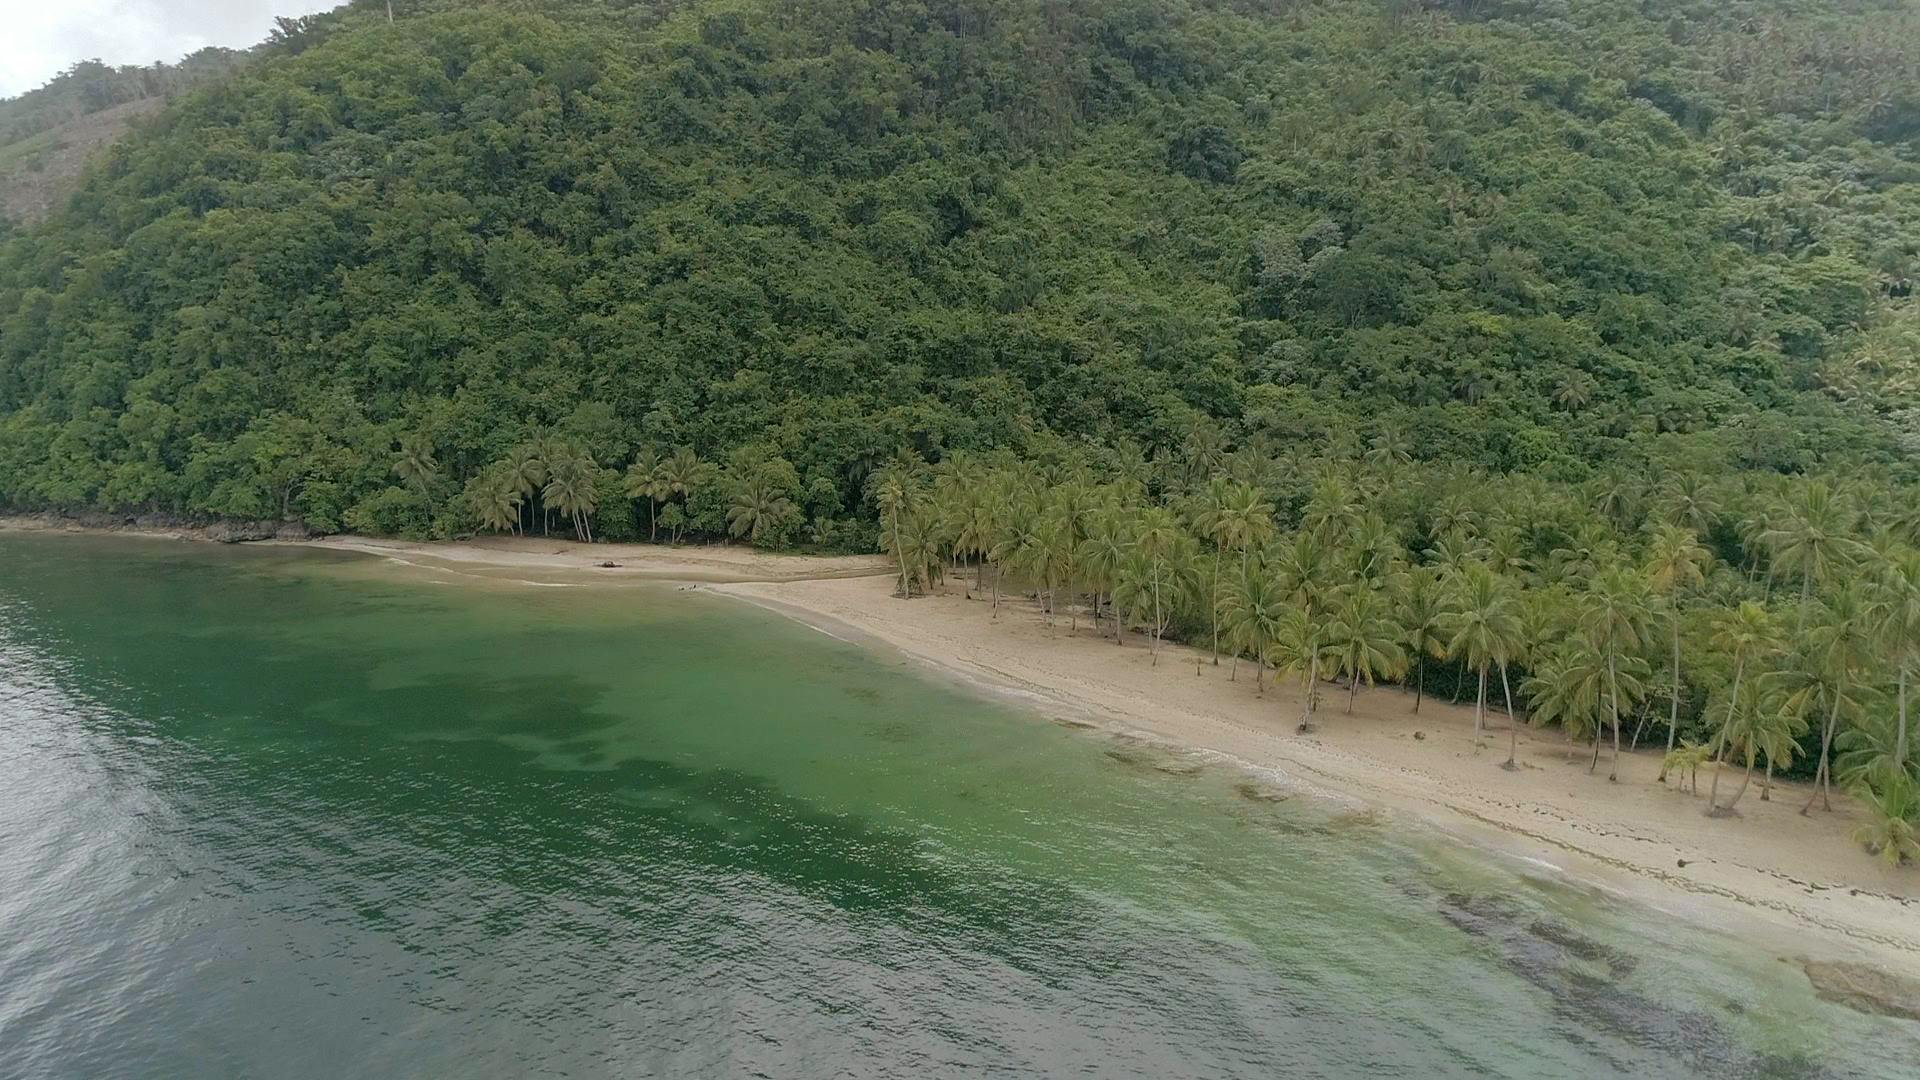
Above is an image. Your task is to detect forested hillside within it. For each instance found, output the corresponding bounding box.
[0,0,1916,541]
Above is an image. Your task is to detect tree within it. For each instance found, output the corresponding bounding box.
[869,461,922,598]
[1711,676,1803,815]
[1271,606,1328,733]
[1582,567,1654,781]
[624,447,667,541]
[1851,775,1920,867]
[1788,583,1877,812]
[1395,567,1449,713]
[1440,564,1521,742]
[1643,524,1712,765]
[1758,480,1858,632]
[1078,509,1136,642]
[1870,547,1920,776]
[730,480,799,547]
[1323,584,1407,713]
[541,449,599,542]
[1190,478,1274,665]
[1704,602,1784,812]
[1524,640,1607,763]
[1221,558,1287,692]
[393,436,438,496]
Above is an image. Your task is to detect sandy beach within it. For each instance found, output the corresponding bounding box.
[8,519,1917,977]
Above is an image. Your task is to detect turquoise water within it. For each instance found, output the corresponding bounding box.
[0,533,1914,1077]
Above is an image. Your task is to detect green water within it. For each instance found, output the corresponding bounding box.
[0,534,1913,1078]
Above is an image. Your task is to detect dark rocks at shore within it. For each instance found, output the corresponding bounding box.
[1800,960,1920,1023]
[5,510,313,543]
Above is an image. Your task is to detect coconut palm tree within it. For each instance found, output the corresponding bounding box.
[1788,583,1877,812]
[505,446,547,535]
[1759,479,1859,632]
[1870,546,1920,775]
[1644,524,1712,762]
[1712,676,1803,815]
[1323,584,1407,714]
[1078,509,1136,642]
[729,480,798,547]
[1270,605,1329,733]
[1851,775,1920,867]
[1440,564,1522,741]
[658,447,714,539]
[471,472,521,535]
[624,447,667,541]
[868,462,921,598]
[1656,471,1721,536]
[1582,567,1653,781]
[1704,602,1784,811]
[1189,478,1274,664]
[542,449,598,542]
[393,436,438,496]
[1524,639,1607,763]
[1396,567,1449,713]
[1221,559,1288,692]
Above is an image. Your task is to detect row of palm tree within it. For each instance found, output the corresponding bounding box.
[863,446,1920,865]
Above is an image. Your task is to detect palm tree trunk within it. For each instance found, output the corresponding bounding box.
[1500,663,1518,768]
[1301,652,1319,732]
[1607,656,1622,781]
[1656,619,1681,777]
[1413,654,1424,714]
[1209,560,1221,664]
[1804,691,1842,814]
[1150,575,1162,665]
[1761,756,1773,801]
[649,497,658,541]
[1347,670,1358,714]
[1706,656,1748,807]
[1474,664,1487,738]
[1898,663,1910,770]
[1722,752,1757,812]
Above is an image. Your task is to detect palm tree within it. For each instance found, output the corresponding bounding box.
[1711,676,1803,815]
[1130,507,1189,663]
[1524,639,1607,763]
[393,436,438,496]
[730,480,798,546]
[1871,547,1920,774]
[1189,479,1274,664]
[1323,584,1407,714]
[868,462,921,598]
[1270,606,1328,733]
[542,449,599,542]
[1758,479,1858,632]
[472,472,521,535]
[1851,775,1920,867]
[1656,471,1720,536]
[1788,583,1877,812]
[1396,568,1449,713]
[1581,567,1653,781]
[1078,510,1136,642]
[1440,564,1521,742]
[505,446,547,535]
[1220,560,1288,692]
[658,447,713,542]
[624,447,667,541]
[1644,524,1712,764]
[1704,602,1784,812]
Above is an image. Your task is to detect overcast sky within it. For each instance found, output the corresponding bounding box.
[0,0,339,98]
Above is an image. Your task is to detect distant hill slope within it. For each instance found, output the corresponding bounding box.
[0,98,166,226]
[0,0,1916,536]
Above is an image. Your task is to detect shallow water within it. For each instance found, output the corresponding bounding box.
[0,533,1914,1078]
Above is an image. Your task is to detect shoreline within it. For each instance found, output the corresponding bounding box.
[7,520,1918,982]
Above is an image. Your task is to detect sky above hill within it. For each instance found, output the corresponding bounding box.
[0,0,336,98]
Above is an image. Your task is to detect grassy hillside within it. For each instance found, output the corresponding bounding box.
[0,0,1915,539]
